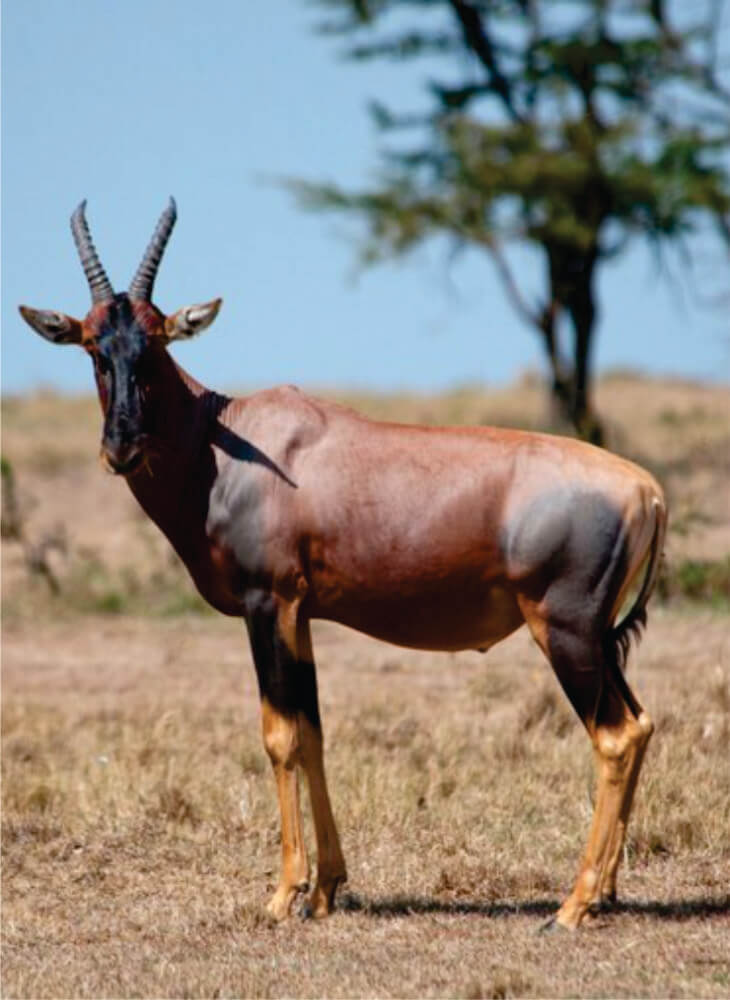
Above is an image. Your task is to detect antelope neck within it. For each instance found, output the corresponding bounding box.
[124,354,227,554]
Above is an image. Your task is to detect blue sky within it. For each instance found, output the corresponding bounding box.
[2,0,729,397]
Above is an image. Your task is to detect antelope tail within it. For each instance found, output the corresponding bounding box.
[609,495,667,673]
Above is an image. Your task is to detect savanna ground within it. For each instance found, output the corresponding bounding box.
[2,374,729,999]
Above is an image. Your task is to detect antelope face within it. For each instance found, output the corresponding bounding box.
[87,294,163,475]
[19,199,221,476]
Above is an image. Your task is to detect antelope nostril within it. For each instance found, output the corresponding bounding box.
[101,445,144,476]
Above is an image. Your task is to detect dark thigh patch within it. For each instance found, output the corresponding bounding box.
[504,489,626,625]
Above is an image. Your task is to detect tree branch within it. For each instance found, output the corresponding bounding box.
[447,0,524,122]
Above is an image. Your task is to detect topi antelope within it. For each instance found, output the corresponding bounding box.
[20,200,667,930]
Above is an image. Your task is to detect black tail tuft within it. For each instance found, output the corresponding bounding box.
[604,494,665,680]
[602,607,648,718]
[610,605,648,673]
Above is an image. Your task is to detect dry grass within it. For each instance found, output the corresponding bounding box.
[2,375,730,997]
[2,613,729,998]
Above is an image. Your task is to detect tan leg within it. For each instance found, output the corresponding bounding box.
[246,593,345,921]
[261,699,310,921]
[298,716,347,917]
[296,621,347,918]
[518,602,654,931]
[597,709,653,904]
[555,686,653,929]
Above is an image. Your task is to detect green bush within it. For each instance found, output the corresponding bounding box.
[659,557,730,608]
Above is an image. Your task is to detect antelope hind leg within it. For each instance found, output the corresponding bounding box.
[556,679,653,930]
[595,706,653,906]
[520,610,653,931]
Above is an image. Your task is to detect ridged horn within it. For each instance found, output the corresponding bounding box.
[70,201,115,304]
[128,197,177,301]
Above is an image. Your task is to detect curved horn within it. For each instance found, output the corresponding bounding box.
[128,197,177,301]
[70,201,115,304]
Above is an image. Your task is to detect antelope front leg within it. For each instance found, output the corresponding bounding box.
[246,596,310,921]
[297,620,347,918]
[245,593,346,921]
[259,699,310,921]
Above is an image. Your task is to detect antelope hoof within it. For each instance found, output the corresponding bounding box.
[538,916,566,935]
[265,890,293,923]
[548,898,604,932]
[302,874,347,920]
[549,889,593,931]
[266,882,308,923]
[583,906,607,927]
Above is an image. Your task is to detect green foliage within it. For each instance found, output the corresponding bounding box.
[659,556,730,608]
[304,1,729,252]
[296,0,730,441]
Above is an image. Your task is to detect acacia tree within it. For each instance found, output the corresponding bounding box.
[295,0,730,443]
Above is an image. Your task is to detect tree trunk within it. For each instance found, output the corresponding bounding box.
[542,341,603,445]
[540,245,604,446]
[567,281,603,446]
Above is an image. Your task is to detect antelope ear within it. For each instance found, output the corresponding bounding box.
[19,306,83,345]
[164,298,222,342]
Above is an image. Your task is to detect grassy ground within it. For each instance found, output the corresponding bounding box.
[3,613,729,998]
[2,376,730,998]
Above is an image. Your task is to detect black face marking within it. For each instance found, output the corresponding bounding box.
[94,294,152,473]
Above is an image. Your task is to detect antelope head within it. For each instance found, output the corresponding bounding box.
[19,200,222,475]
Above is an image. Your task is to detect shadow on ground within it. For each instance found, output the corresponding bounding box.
[336,892,730,922]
